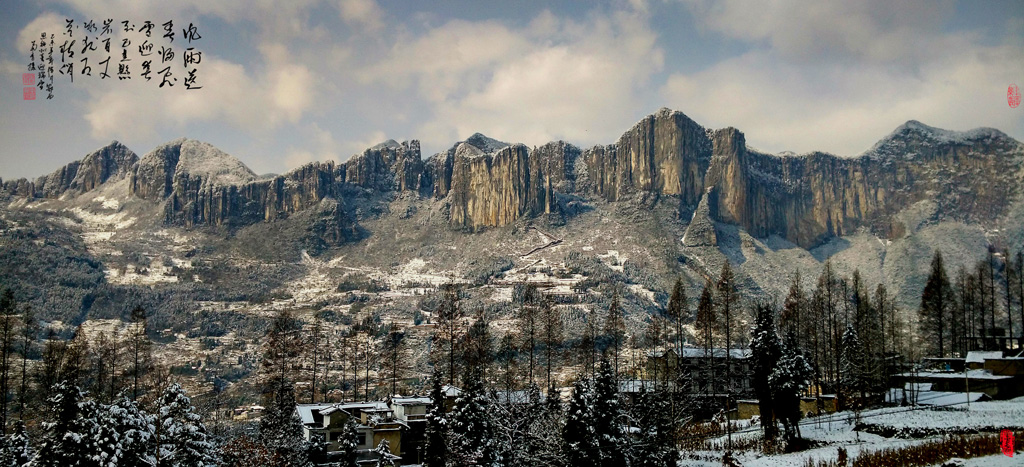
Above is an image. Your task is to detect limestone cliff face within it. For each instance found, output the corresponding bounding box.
[699,123,1024,247]
[581,108,712,205]
[1,141,137,199]
[448,144,532,230]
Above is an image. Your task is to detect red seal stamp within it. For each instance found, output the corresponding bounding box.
[1010,85,1021,109]
[1002,429,1015,457]
[22,73,35,86]
[23,86,36,100]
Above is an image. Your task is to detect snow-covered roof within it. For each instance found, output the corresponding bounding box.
[391,396,431,406]
[901,369,1013,380]
[295,403,335,425]
[885,389,990,406]
[965,351,1003,364]
[650,347,751,359]
[442,385,462,397]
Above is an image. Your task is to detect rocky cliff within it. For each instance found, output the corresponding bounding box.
[4,110,1021,250]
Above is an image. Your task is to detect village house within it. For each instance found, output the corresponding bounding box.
[896,350,1024,401]
[295,401,405,465]
[646,346,754,397]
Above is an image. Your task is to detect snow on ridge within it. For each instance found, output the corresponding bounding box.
[174,139,256,188]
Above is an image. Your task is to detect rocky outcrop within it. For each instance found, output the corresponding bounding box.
[448,144,532,230]
[1,141,137,199]
[682,187,717,247]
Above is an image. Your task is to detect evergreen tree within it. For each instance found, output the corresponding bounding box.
[434,284,465,385]
[448,367,496,466]
[422,369,447,467]
[541,298,563,391]
[920,250,955,357]
[840,325,867,408]
[563,376,598,467]
[601,293,625,379]
[338,417,360,467]
[374,439,398,467]
[694,280,716,396]
[593,358,627,467]
[716,261,739,395]
[94,395,155,467]
[517,283,540,385]
[128,305,152,401]
[0,421,32,466]
[157,383,217,466]
[30,382,92,466]
[629,384,677,467]
[770,332,814,444]
[749,303,781,440]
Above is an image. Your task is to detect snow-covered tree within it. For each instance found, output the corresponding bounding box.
[338,417,360,467]
[563,376,598,467]
[750,303,781,440]
[593,358,628,467]
[156,383,217,466]
[374,439,398,467]
[629,385,677,467]
[94,395,155,467]
[840,325,868,408]
[422,370,447,467]
[448,367,496,466]
[30,382,94,466]
[0,421,32,466]
[770,332,814,443]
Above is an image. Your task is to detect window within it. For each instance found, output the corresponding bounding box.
[330,431,342,441]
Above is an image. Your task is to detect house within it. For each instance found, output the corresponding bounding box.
[896,351,1024,400]
[646,347,753,396]
[735,396,837,420]
[388,396,431,465]
[295,401,406,465]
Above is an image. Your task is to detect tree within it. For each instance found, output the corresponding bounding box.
[0,288,15,430]
[94,395,155,467]
[17,305,37,421]
[422,369,448,467]
[694,280,716,396]
[381,331,409,397]
[517,283,540,385]
[375,439,398,467]
[338,417,360,467]
[920,250,954,357]
[840,325,867,408]
[0,421,31,465]
[716,260,739,396]
[593,358,628,467]
[448,367,496,466]
[665,276,689,362]
[541,298,563,390]
[30,382,92,466]
[563,376,599,467]
[464,310,493,377]
[308,313,325,403]
[770,332,813,444]
[157,383,217,466]
[258,309,309,463]
[780,272,806,346]
[749,303,781,440]
[434,284,465,385]
[128,305,152,401]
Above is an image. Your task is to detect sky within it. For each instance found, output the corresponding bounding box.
[1,0,1022,180]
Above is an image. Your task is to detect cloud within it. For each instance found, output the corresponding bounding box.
[366,7,664,150]
[16,12,66,54]
[680,0,958,65]
[662,43,1024,156]
[83,42,317,141]
[339,0,383,31]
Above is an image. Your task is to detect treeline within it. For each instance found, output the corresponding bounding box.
[918,248,1024,357]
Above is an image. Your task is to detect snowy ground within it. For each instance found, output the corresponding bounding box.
[684,397,1024,467]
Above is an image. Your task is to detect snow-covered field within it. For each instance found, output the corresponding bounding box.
[685,397,1024,467]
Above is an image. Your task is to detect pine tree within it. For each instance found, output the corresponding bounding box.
[749,303,781,440]
[157,383,217,466]
[563,376,599,467]
[541,298,563,391]
[629,384,677,467]
[920,250,955,357]
[95,395,156,467]
[770,332,814,443]
[717,261,739,396]
[840,325,867,408]
[30,382,92,466]
[593,358,627,467]
[128,305,152,401]
[665,276,688,359]
[258,310,309,464]
[422,369,447,467]
[517,283,540,385]
[448,367,496,466]
[338,417,360,467]
[375,439,398,467]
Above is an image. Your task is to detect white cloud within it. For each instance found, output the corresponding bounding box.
[339,0,384,31]
[662,43,1024,156]
[680,0,958,65]
[366,7,663,150]
[83,43,317,141]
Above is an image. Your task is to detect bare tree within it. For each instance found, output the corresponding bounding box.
[434,284,465,384]
[541,298,563,390]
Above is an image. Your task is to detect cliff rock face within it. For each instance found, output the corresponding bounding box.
[1,141,137,199]
[580,108,712,205]
[5,110,1021,251]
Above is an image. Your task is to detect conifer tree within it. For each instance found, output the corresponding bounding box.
[920,250,955,357]
[0,420,32,466]
[749,303,781,440]
[157,383,217,466]
[422,369,447,467]
[770,332,814,443]
[338,417,360,467]
[448,367,495,466]
[593,358,627,467]
[563,376,598,467]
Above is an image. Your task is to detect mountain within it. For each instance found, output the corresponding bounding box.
[1,108,1022,314]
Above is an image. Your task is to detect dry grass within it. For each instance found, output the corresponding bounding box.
[803,430,1023,467]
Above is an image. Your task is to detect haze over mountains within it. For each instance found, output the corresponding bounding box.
[1,107,1022,325]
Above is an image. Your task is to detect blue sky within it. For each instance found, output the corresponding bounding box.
[2,0,1022,179]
